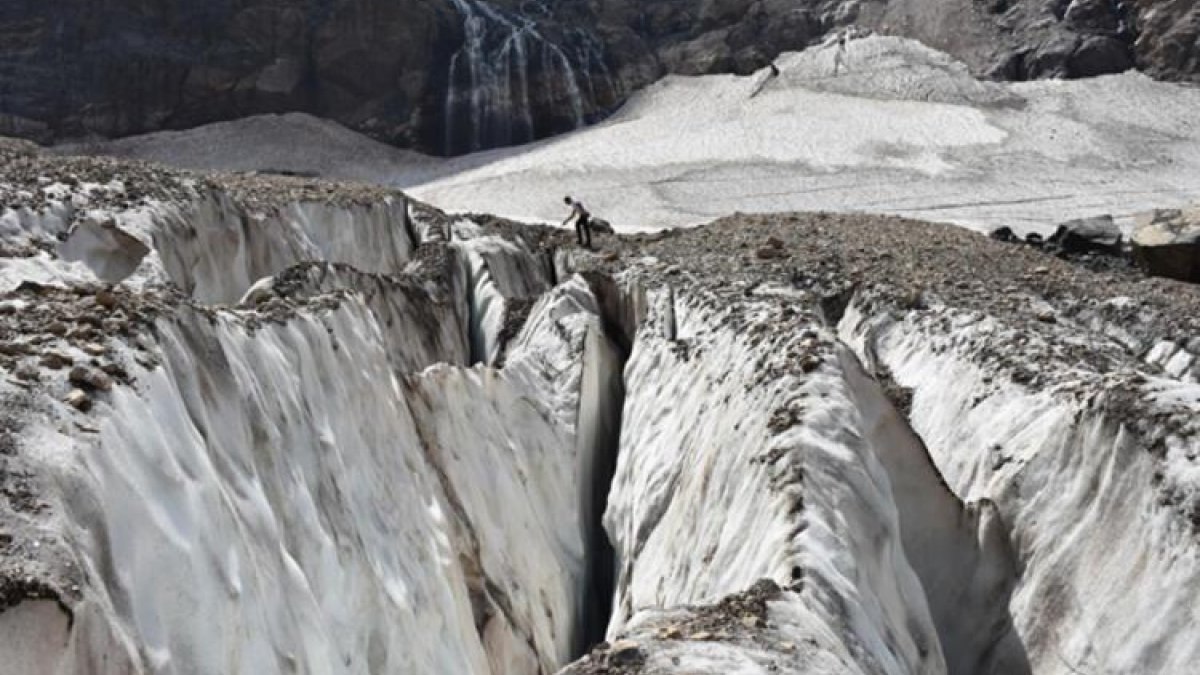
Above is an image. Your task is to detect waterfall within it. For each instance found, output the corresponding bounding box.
[444,0,601,155]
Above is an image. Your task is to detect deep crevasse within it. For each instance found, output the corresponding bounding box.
[839,300,1200,675]
[0,185,627,674]
[596,280,953,674]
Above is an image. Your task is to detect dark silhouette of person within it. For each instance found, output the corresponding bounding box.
[563,196,592,248]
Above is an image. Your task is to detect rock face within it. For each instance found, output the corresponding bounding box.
[1132,207,1200,282]
[5,144,1200,674]
[1,0,1196,154]
[1131,0,1200,80]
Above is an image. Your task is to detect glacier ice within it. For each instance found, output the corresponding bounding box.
[4,144,1200,675]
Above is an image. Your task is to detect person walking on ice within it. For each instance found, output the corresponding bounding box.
[563,196,592,248]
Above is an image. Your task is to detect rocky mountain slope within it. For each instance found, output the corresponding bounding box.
[3,139,1200,674]
[2,0,1196,154]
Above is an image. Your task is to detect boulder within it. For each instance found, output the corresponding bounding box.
[1068,35,1134,77]
[989,226,1020,243]
[1132,207,1200,282]
[1048,214,1122,254]
[590,218,615,235]
[68,365,114,392]
[64,389,92,412]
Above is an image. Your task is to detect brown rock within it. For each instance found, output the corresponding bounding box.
[1132,206,1200,283]
[82,342,107,356]
[756,246,787,260]
[95,289,118,309]
[69,365,113,392]
[99,362,129,381]
[64,389,92,411]
[14,363,39,382]
[608,639,644,666]
[40,351,72,369]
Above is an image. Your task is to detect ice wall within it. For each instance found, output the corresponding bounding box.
[0,182,627,674]
[146,193,415,304]
[840,300,1200,675]
[596,277,953,674]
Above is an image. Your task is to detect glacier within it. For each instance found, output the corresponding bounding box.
[4,37,1200,674]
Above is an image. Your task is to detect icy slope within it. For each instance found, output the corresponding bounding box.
[407,36,1200,234]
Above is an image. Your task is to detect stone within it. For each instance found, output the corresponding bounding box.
[756,244,787,260]
[69,365,113,392]
[590,218,615,234]
[64,389,92,412]
[1068,35,1134,77]
[95,289,118,309]
[81,343,107,357]
[1132,207,1200,283]
[39,352,72,369]
[1048,215,1123,255]
[99,362,129,382]
[989,226,1020,243]
[14,363,39,382]
[608,639,644,666]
